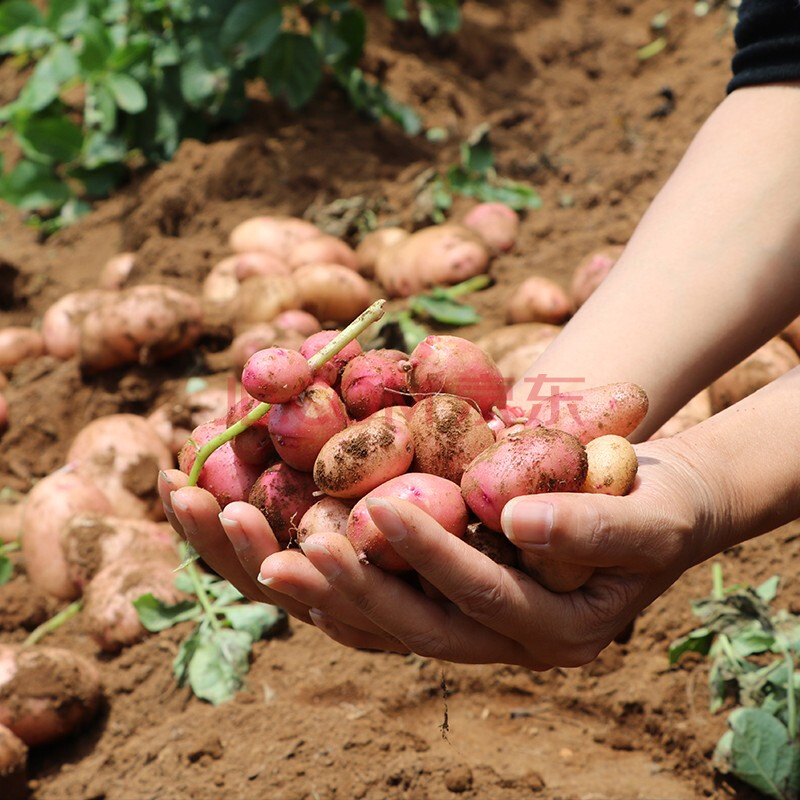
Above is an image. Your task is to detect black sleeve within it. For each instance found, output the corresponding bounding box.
[727,0,800,92]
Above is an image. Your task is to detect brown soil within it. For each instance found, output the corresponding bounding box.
[0,1,787,798]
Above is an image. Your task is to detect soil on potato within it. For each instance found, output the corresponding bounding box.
[0,1,788,798]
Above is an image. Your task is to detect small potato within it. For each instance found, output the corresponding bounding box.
[227,395,276,467]
[299,330,363,386]
[68,414,173,520]
[375,224,490,298]
[229,324,279,370]
[99,252,135,290]
[0,644,102,746]
[496,333,560,385]
[709,338,800,413]
[229,216,321,260]
[314,416,415,499]
[0,328,44,370]
[296,498,352,544]
[650,390,712,440]
[273,310,321,337]
[354,228,409,278]
[289,235,358,271]
[462,522,518,567]
[462,202,519,252]
[82,558,185,651]
[21,469,113,599]
[340,349,409,419]
[475,322,561,363]
[507,276,571,325]
[0,722,27,800]
[570,247,624,309]
[242,347,313,405]
[79,285,203,371]
[293,263,373,324]
[249,462,318,546]
[582,435,638,495]
[41,290,111,359]
[236,274,301,330]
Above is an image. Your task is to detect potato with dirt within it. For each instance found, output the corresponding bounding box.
[21,469,113,599]
[299,330,363,386]
[296,498,352,544]
[313,414,415,499]
[339,349,409,419]
[242,347,313,404]
[293,263,373,323]
[496,332,560,385]
[78,285,203,371]
[507,276,571,325]
[462,202,519,252]
[68,414,174,520]
[0,722,27,800]
[0,644,102,746]
[229,216,321,260]
[0,328,44,370]
[355,228,409,278]
[582,435,638,496]
[375,224,490,297]
[41,290,111,359]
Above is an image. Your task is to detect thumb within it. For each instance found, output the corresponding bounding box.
[501,492,666,569]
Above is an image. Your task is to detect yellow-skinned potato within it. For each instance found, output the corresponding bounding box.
[507,276,571,325]
[288,234,358,271]
[582,435,638,496]
[355,228,409,278]
[293,263,373,323]
[0,328,44,370]
[229,216,320,260]
[41,290,111,359]
[236,274,300,330]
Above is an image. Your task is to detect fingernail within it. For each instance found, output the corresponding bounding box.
[257,573,277,587]
[219,513,249,554]
[309,608,336,635]
[501,498,553,546]
[365,497,407,543]
[171,491,188,513]
[299,540,342,583]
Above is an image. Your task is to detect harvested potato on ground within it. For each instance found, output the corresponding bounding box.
[273,310,321,337]
[289,235,358,271]
[375,224,490,297]
[650,390,712,440]
[22,469,113,599]
[83,558,185,651]
[0,503,21,545]
[507,276,571,325]
[229,216,321,260]
[582,435,638,495]
[496,332,560,385]
[236,274,300,330]
[782,317,800,355]
[570,246,624,309]
[462,202,519,252]
[355,228,409,278]
[228,324,279,370]
[68,414,173,520]
[99,252,135,290]
[0,722,27,800]
[79,285,203,371]
[62,514,178,589]
[296,498,352,544]
[293,263,373,323]
[710,338,800,413]
[475,322,561,363]
[0,328,44,370]
[0,645,102,746]
[42,290,111,359]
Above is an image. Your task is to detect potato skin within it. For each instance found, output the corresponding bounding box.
[346,473,468,572]
[242,348,313,405]
[355,228,409,278]
[236,274,300,331]
[42,290,111,359]
[248,463,318,546]
[99,252,135,290]
[21,469,113,599]
[709,338,799,413]
[292,263,373,324]
[288,235,358,271]
[0,645,101,747]
[314,416,414,499]
[229,216,320,260]
[507,276,571,325]
[0,722,27,800]
[0,328,44,370]
[299,330,363,387]
[409,396,495,484]
[340,349,409,419]
[0,503,21,545]
[296,498,352,544]
[462,203,519,252]
[273,310,321,337]
[570,247,624,309]
[582,435,638,496]
[461,428,588,532]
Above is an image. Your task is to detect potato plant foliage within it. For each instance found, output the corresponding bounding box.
[0,0,456,221]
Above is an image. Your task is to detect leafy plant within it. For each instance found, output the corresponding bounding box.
[670,564,800,799]
[384,0,461,37]
[419,124,542,223]
[0,541,16,586]
[134,558,286,704]
[0,0,426,222]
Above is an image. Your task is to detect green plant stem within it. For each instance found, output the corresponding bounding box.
[441,274,491,298]
[24,599,83,646]
[187,299,386,486]
[186,561,222,633]
[784,649,797,741]
[0,541,20,554]
[712,562,724,600]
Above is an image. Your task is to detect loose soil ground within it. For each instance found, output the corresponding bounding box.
[1,1,790,798]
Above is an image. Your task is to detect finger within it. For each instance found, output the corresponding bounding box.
[259,549,403,638]
[158,469,189,538]
[298,531,539,667]
[171,486,262,600]
[220,501,282,579]
[308,608,410,654]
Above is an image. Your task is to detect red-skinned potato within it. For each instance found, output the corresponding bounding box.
[242,347,313,404]
[288,235,358,271]
[296,498,352,544]
[355,228,409,278]
[248,462,318,546]
[229,325,278,370]
[42,290,111,359]
[0,328,44,370]
[313,415,414,499]
[273,310,321,338]
[709,338,800,413]
[340,349,409,419]
[68,414,173,520]
[518,553,594,594]
[462,202,519,252]
[0,644,102,747]
[346,473,468,572]
[21,469,113,599]
[79,285,203,371]
[229,216,321,260]
[375,224,490,298]
[0,722,27,800]
[235,274,300,330]
[293,263,372,323]
[507,276,571,325]
[226,395,275,467]
[570,246,624,309]
[99,252,135,290]
[299,330,363,386]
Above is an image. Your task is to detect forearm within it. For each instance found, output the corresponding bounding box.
[513,83,800,438]
[680,365,800,563]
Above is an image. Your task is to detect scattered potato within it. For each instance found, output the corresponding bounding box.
[288,234,358,271]
[496,333,559,385]
[355,228,410,278]
[229,216,321,260]
[235,274,300,330]
[0,328,44,370]
[462,202,519,252]
[41,290,111,359]
[507,276,571,325]
[273,310,322,337]
[293,263,373,323]
[570,246,624,309]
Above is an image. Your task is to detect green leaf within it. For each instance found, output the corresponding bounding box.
[173,624,203,684]
[0,554,12,586]
[85,81,117,132]
[0,25,56,54]
[0,1,44,35]
[411,294,479,326]
[81,131,128,168]
[384,0,409,20]
[47,0,90,38]
[730,623,776,658]
[16,115,84,163]
[187,628,252,704]
[180,37,229,107]
[107,37,152,72]
[134,593,202,632]
[460,123,493,173]
[220,0,281,64]
[709,661,729,713]
[476,180,542,210]
[668,627,714,664]
[77,17,115,73]
[105,73,147,113]
[396,313,429,353]
[221,603,286,640]
[757,576,781,604]
[16,43,79,112]
[261,32,323,110]
[0,159,70,211]
[334,7,366,69]
[418,0,460,37]
[207,578,244,605]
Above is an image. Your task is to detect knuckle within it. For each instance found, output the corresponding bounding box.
[400,628,448,660]
[453,579,507,624]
